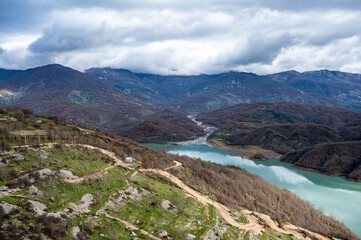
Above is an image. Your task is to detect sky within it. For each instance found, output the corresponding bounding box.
[1,0,361,75]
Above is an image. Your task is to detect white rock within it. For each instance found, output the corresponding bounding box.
[29,200,47,216]
[185,233,196,239]
[0,186,21,198]
[47,212,63,219]
[72,226,81,240]
[81,193,94,210]
[161,200,178,213]
[0,202,19,215]
[11,153,25,162]
[37,169,55,179]
[58,169,75,179]
[157,230,168,238]
[28,185,43,196]
[125,156,135,163]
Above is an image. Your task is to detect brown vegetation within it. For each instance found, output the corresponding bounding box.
[167,154,359,240]
[117,109,204,143]
[281,141,361,181]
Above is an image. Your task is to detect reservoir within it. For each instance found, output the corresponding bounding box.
[147,143,361,237]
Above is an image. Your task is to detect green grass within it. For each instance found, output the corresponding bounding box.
[37,167,129,212]
[106,173,238,239]
[35,117,51,123]
[10,146,112,177]
[236,213,248,224]
[20,124,38,130]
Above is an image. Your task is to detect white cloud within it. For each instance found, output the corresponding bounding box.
[1,1,361,74]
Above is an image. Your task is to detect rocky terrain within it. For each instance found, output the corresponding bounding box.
[0,108,358,239]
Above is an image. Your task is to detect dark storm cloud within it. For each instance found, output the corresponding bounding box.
[1,0,361,74]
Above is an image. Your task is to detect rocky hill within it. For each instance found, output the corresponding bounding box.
[0,108,358,239]
[116,109,205,143]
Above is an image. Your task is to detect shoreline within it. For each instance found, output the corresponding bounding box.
[207,138,281,161]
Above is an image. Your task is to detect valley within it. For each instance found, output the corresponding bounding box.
[1,65,361,239]
[1,109,356,239]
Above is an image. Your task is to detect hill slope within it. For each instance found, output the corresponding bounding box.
[0,108,357,239]
[281,141,361,181]
[197,102,361,179]
[0,64,161,133]
[117,109,205,143]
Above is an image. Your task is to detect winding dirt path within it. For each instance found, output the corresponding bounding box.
[11,143,331,239]
[104,213,162,240]
[140,168,264,235]
[65,144,134,183]
[164,160,182,171]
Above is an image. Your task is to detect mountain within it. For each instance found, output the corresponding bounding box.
[87,67,361,113]
[86,68,330,113]
[116,109,205,143]
[0,64,162,133]
[268,70,361,110]
[281,141,361,182]
[1,108,357,239]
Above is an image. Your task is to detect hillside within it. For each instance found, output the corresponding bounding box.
[223,123,343,154]
[197,102,361,129]
[0,64,161,133]
[0,108,358,239]
[281,141,361,182]
[338,119,361,141]
[117,109,205,143]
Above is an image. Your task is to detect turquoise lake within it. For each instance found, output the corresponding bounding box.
[147,144,361,237]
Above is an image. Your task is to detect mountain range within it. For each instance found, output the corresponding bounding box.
[1,64,361,142]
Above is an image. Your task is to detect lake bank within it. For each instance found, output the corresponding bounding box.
[146,143,361,237]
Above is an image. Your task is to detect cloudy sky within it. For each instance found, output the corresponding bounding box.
[1,0,361,74]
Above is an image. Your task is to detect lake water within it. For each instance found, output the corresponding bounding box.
[147,144,361,237]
